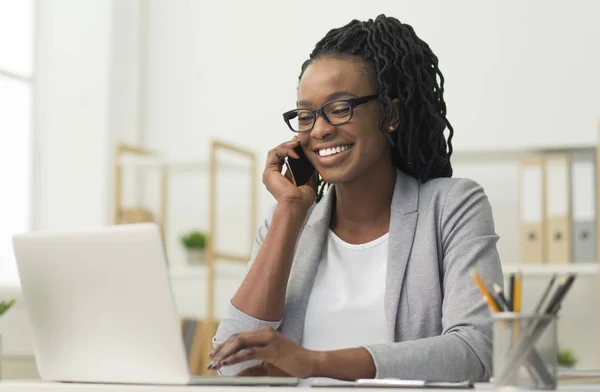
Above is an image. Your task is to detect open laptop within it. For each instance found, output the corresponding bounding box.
[12,223,298,386]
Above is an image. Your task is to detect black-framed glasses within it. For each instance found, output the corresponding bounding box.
[282,94,378,133]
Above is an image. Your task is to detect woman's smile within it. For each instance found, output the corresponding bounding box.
[312,143,354,167]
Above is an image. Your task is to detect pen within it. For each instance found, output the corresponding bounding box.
[544,274,576,314]
[471,270,552,386]
[497,274,577,385]
[533,273,556,314]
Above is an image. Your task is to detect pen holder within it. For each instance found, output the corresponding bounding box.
[492,313,558,390]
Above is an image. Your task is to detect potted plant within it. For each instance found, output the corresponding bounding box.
[180,230,207,265]
[557,348,577,368]
[0,299,15,378]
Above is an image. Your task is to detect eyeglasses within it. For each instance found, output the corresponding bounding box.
[282,94,378,133]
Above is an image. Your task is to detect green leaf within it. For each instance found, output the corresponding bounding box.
[557,348,577,367]
[0,299,16,318]
[180,230,207,249]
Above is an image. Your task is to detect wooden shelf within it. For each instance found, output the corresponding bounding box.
[117,155,247,172]
[501,263,598,276]
[169,263,598,280]
[452,145,596,162]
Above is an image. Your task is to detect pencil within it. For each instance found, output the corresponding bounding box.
[513,271,522,313]
[493,283,511,311]
[471,270,552,385]
[470,269,500,313]
[499,275,577,385]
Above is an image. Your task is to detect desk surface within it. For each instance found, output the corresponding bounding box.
[1,380,600,392]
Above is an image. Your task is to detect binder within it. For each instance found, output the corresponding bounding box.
[570,150,596,263]
[544,153,572,264]
[519,155,545,264]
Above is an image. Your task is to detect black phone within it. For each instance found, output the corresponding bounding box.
[286,145,315,186]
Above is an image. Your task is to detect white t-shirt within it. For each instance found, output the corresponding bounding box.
[301,229,394,351]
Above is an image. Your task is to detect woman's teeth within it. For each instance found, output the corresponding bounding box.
[318,145,352,157]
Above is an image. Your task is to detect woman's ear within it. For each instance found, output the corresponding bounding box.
[387,98,402,132]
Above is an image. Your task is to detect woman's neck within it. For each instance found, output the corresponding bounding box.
[329,159,396,244]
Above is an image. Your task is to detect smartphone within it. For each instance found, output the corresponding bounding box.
[285,145,315,186]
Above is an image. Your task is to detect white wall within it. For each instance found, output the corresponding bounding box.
[0,0,143,374]
[35,0,114,231]
[142,0,600,250]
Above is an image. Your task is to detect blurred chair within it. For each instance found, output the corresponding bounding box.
[181,318,220,376]
[120,207,155,224]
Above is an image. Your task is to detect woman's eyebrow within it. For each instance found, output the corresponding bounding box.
[297,91,359,107]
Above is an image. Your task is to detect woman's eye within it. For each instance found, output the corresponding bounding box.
[330,105,350,116]
[298,113,314,123]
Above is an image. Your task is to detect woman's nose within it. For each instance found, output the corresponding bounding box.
[310,113,335,140]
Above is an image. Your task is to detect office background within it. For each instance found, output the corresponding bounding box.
[0,0,599,379]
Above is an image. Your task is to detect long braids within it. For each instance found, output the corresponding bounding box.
[299,15,454,202]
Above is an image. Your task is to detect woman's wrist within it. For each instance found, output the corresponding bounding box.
[308,348,376,380]
[276,198,310,217]
[309,350,328,378]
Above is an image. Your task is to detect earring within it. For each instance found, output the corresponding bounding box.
[388,126,395,132]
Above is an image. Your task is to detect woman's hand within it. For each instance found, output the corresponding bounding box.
[208,327,320,379]
[263,139,317,211]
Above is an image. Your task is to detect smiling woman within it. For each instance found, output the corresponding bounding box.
[212,14,502,382]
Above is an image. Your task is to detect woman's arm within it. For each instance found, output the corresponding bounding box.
[362,179,503,382]
[231,201,308,321]
[213,140,316,375]
[213,203,307,376]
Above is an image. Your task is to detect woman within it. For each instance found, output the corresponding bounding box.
[209,14,502,382]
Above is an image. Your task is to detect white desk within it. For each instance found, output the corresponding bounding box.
[1,380,600,392]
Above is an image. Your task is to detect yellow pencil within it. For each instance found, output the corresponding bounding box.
[512,271,522,342]
[513,271,522,313]
[471,269,540,381]
[470,269,500,313]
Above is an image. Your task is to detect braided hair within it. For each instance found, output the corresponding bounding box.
[299,14,454,202]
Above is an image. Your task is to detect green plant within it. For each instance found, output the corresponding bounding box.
[180,230,207,250]
[557,348,577,367]
[0,299,15,318]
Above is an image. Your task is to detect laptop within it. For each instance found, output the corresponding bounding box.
[12,223,298,386]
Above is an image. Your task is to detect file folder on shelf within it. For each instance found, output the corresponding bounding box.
[570,150,596,263]
[519,155,545,265]
[544,153,572,264]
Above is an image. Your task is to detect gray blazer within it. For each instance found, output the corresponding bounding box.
[214,168,503,382]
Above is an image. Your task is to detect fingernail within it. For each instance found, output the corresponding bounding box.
[206,362,215,370]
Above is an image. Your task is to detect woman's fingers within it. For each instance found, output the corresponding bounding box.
[283,161,296,185]
[209,328,276,368]
[304,170,318,191]
[215,346,268,369]
[265,140,300,170]
[287,148,300,159]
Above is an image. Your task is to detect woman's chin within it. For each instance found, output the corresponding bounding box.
[318,169,353,185]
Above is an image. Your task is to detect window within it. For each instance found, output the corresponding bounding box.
[0,0,34,284]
